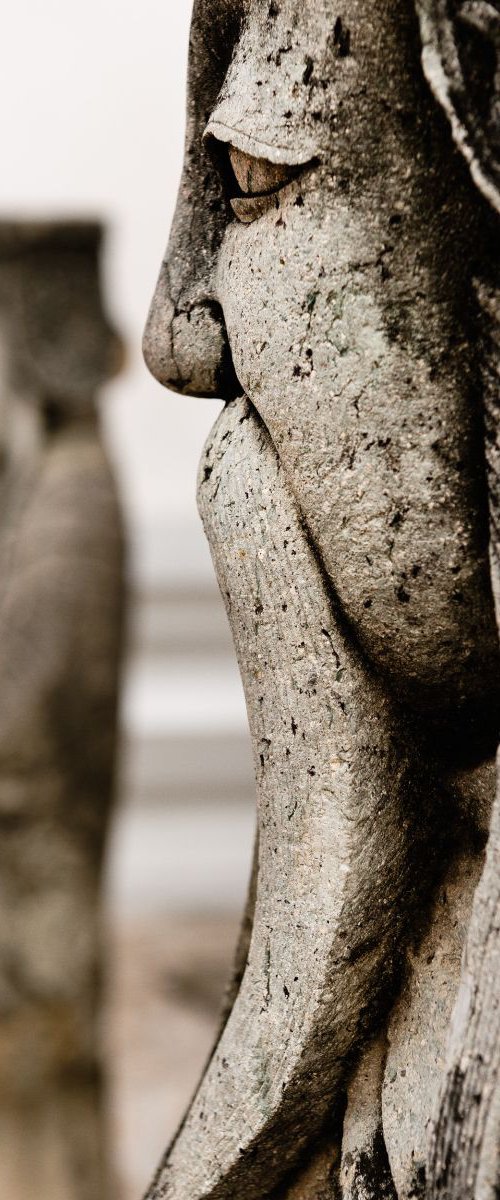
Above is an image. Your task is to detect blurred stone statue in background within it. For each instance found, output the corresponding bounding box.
[0,221,124,1200]
[144,1,500,1197]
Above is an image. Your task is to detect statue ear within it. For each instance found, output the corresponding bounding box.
[415,0,500,213]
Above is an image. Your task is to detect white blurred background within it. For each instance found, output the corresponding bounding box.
[0,0,220,585]
[0,4,254,1195]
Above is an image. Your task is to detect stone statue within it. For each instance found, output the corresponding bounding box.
[0,221,124,1200]
[144,2,500,1197]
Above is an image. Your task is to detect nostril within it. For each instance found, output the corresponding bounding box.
[143,294,240,401]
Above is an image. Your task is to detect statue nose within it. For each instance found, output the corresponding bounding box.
[143,264,239,401]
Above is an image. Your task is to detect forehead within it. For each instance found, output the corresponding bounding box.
[199,0,358,162]
[199,0,339,37]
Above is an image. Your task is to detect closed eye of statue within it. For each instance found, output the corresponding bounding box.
[225,145,304,224]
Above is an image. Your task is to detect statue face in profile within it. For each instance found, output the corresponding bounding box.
[143,4,500,1200]
[145,0,498,748]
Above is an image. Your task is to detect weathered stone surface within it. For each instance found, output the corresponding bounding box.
[394,8,500,1198]
[424,287,500,1198]
[157,394,434,1200]
[143,2,500,1197]
[0,221,124,1200]
[415,0,500,214]
[383,773,493,1198]
[342,1037,397,1199]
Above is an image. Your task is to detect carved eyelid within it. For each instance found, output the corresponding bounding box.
[203,119,320,169]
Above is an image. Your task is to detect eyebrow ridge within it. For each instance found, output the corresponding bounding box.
[203,118,320,166]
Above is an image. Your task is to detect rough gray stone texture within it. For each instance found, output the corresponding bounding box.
[0,221,124,1200]
[341,1038,398,1199]
[425,290,500,1195]
[406,6,500,1198]
[415,0,500,214]
[384,789,492,1197]
[143,1,500,1197]
[150,395,436,1200]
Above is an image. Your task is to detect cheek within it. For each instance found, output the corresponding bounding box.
[216,201,378,432]
[217,206,332,405]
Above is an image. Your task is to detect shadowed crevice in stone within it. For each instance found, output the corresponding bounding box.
[342,1129,398,1200]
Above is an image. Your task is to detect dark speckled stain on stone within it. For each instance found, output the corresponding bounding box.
[344,1129,398,1199]
[407,1161,427,1199]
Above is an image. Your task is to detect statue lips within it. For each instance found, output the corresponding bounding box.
[142,269,240,401]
